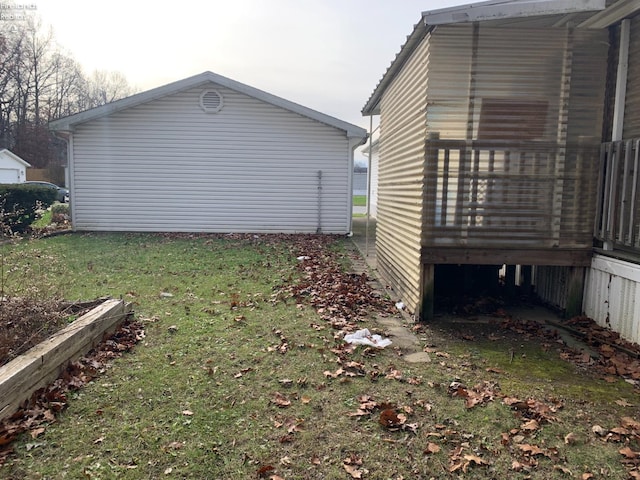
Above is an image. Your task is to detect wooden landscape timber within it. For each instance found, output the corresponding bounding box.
[0,298,132,422]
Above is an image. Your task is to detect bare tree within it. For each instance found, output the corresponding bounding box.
[47,52,86,120]
[0,26,25,148]
[0,17,136,169]
[85,70,135,108]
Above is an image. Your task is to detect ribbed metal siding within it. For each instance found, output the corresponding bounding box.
[423,25,607,248]
[535,265,570,311]
[424,25,474,140]
[71,86,351,233]
[376,31,431,314]
[584,254,640,345]
[624,14,640,139]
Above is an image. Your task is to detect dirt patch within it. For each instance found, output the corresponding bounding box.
[428,303,640,389]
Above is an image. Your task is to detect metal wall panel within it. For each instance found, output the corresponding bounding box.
[535,265,570,311]
[584,254,640,345]
[70,86,352,233]
[376,32,431,314]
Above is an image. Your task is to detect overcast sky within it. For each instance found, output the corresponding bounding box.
[28,1,472,158]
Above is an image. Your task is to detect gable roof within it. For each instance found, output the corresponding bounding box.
[0,149,31,167]
[50,71,367,140]
[362,0,607,116]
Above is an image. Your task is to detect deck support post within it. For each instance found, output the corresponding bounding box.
[521,265,533,296]
[420,263,435,322]
[505,265,517,297]
[566,266,585,318]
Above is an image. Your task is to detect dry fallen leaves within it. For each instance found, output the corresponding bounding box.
[424,442,441,455]
[0,318,145,465]
[343,454,367,479]
[271,392,291,408]
[448,380,499,409]
[379,409,406,429]
[449,446,489,473]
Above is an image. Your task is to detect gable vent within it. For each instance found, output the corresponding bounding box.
[199,89,223,113]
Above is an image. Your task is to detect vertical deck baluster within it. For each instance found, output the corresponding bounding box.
[441,148,450,226]
[619,140,632,244]
[606,142,621,244]
[628,140,639,246]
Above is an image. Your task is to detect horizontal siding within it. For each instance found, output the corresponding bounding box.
[376,31,430,315]
[584,254,640,345]
[71,85,351,233]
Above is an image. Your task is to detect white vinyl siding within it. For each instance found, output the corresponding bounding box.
[70,85,351,233]
[584,255,640,345]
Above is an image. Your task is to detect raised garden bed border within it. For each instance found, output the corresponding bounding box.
[0,299,131,421]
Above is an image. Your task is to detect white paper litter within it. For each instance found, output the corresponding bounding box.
[343,328,392,348]
[296,256,311,261]
[395,301,405,310]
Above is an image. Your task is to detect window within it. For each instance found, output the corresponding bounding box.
[477,98,548,141]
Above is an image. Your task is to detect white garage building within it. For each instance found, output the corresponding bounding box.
[49,71,367,234]
[0,149,30,183]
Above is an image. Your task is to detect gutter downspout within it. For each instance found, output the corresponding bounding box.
[317,170,323,234]
[365,115,373,257]
[52,130,75,231]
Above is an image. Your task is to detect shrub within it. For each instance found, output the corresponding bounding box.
[51,203,70,225]
[51,203,69,216]
[0,184,57,234]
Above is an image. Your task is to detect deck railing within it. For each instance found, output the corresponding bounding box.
[424,138,599,249]
[595,139,640,252]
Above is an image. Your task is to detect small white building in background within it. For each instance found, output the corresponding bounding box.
[0,149,30,183]
[49,71,367,234]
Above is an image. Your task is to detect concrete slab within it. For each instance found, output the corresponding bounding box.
[404,352,432,363]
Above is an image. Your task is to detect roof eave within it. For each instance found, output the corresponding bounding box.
[49,71,367,139]
[361,21,432,116]
[0,148,31,167]
[579,0,640,28]
[422,0,606,25]
[48,74,213,131]
[362,0,608,117]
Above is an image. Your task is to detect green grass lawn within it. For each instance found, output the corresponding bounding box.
[31,209,52,229]
[0,233,637,479]
[352,195,366,207]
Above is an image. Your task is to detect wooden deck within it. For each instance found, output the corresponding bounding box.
[423,138,599,251]
[417,138,601,321]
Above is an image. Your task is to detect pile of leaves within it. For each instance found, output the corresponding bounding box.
[274,235,397,332]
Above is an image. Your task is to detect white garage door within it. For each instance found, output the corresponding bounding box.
[0,169,19,183]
